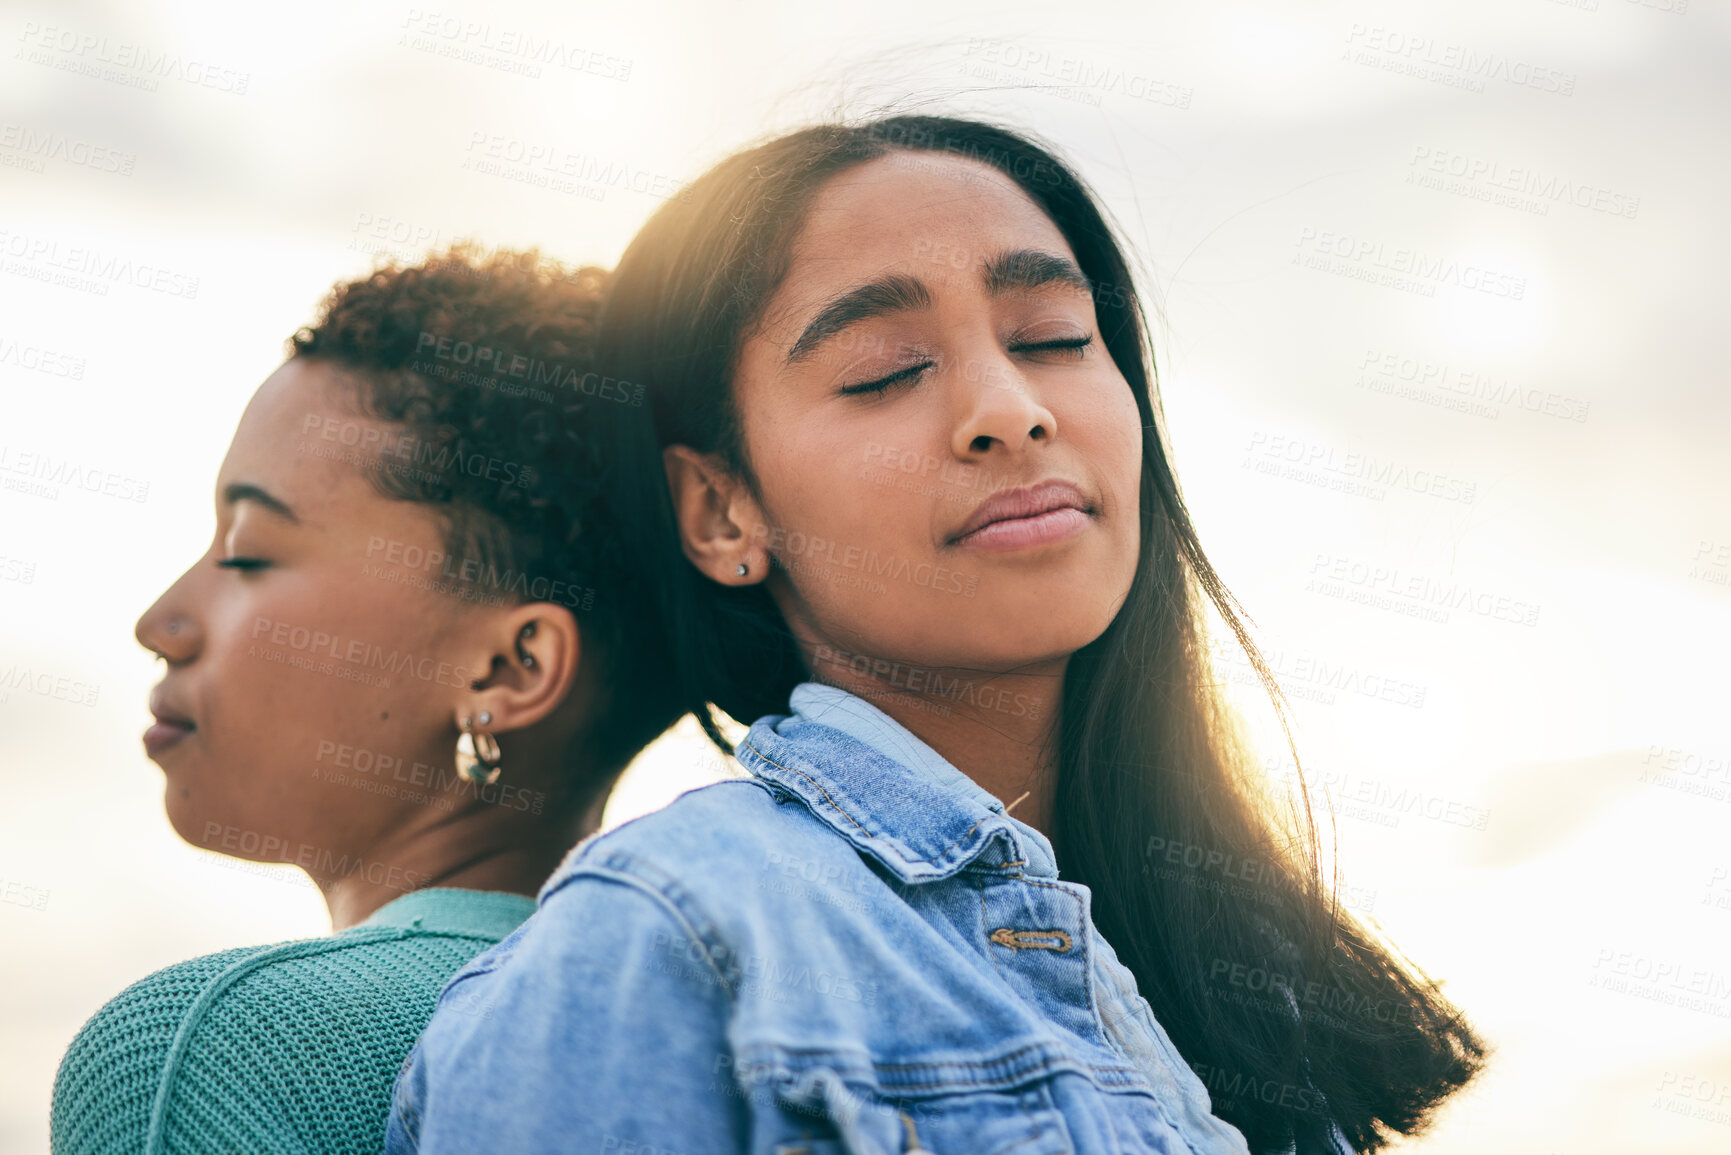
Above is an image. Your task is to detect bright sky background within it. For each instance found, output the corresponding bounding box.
[4,1,1729,1151]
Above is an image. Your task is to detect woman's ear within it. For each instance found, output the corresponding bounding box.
[459,604,583,736]
[662,445,769,586]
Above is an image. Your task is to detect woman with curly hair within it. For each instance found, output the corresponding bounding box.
[49,245,683,1155]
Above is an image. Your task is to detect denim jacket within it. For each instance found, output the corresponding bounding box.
[386,683,1317,1154]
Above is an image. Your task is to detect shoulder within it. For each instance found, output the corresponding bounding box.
[53,926,498,1155]
[52,944,274,1155]
[529,780,899,973]
[546,778,883,916]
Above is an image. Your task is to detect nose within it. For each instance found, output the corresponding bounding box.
[949,347,1058,460]
[136,569,202,665]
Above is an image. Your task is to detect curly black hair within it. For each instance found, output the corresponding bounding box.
[289,242,680,780]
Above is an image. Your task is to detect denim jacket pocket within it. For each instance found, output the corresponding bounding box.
[757,1056,1076,1155]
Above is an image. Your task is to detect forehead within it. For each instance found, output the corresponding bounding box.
[220,358,404,520]
[784,152,1074,293]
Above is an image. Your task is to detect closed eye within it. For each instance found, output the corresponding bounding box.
[217,558,270,571]
[839,360,935,397]
[1010,335,1093,357]
[839,335,1092,398]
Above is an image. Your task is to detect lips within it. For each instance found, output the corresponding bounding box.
[949,479,1094,551]
[145,693,196,758]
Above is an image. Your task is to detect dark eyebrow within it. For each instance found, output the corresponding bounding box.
[222,483,299,523]
[982,249,1093,298]
[786,274,932,365]
[783,249,1092,367]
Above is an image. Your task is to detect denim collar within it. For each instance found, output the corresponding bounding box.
[733,681,1058,883]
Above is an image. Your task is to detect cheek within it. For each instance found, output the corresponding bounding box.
[756,413,928,557]
[1073,379,1143,514]
[175,576,453,845]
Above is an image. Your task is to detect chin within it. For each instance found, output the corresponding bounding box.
[161,784,274,863]
[162,786,222,855]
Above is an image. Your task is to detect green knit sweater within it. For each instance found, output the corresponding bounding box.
[50,887,536,1155]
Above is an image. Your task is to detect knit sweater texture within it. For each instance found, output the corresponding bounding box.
[50,887,536,1155]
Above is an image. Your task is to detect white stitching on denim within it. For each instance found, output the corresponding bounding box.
[739,735,998,866]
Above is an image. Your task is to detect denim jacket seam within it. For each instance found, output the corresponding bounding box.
[539,780,778,901]
[1018,875,1153,1097]
[1020,878,1099,1015]
[738,734,875,839]
[739,733,997,875]
[544,859,740,997]
[741,1040,1143,1095]
[974,879,1009,981]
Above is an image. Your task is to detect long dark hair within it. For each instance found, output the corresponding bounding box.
[597,115,1486,1152]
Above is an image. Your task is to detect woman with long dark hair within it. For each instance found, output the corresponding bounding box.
[388,116,1485,1155]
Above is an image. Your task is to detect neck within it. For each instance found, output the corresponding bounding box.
[806,647,1065,837]
[315,789,606,931]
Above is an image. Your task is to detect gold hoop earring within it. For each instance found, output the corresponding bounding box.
[456,713,502,785]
